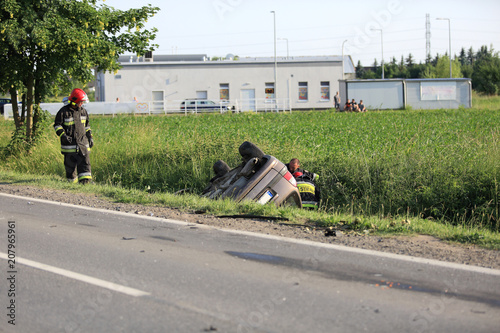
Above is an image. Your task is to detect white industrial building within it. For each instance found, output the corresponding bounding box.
[94,54,355,113]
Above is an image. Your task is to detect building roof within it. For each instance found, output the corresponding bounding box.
[118,54,356,73]
[118,54,208,62]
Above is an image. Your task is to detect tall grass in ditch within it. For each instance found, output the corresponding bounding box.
[0,108,498,230]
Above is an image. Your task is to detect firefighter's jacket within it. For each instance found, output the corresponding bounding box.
[53,104,91,155]
[296,172,320,209]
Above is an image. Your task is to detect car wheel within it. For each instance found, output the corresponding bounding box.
[213,160,230,178]
[239,141,264,162]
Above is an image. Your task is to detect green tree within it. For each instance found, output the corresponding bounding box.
[405,53,415,67]
[425,52,432,64]
[355,60,365,79]
[362,69,378,79]
[473,57,500,94]
[410,63,427,79]
[472,46,500,95]
[434,55,463,78]
[461,64,474,79]
[458,47,467,66]
[475,45,491,63]
[384,57,399,78]
[0,0,159,149]
[431,53,440,67]
[398,55,409,78]
[421,63,436,78]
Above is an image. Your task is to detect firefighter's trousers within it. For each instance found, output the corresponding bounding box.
[64,153,92,183]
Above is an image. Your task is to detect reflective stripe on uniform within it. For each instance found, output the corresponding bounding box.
[78,172,92,181]
[54,125,65,137]
[302,201,318,208]
[61,145,77,153]
[67,178,78,183]
[297,182,315,194]
[63,117,74,125]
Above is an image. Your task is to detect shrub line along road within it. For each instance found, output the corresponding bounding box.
[0,193,499,332]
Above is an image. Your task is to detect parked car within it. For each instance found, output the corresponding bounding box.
[202,142,302,208]
[180,99,229,112]
[0,98,11,115]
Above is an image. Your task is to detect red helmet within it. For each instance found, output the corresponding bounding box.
[293,171,303,178]
[69,88,89,104]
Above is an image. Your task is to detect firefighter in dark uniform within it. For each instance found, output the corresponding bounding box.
[293,171,320,209]
[53,88,94,184]
[286,158,320,209]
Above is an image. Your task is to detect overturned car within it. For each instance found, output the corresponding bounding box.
[202,142,302,208]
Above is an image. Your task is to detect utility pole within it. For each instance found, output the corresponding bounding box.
[436,18,452,78]
[271,11,278,111]
[342,40,348,80]
[371,28,384,79]
[426,14,431,62]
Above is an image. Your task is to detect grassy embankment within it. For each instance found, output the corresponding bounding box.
[0,94,499,249]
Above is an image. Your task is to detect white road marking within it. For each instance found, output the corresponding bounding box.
[1,192,500,276]
[0,252,150,297]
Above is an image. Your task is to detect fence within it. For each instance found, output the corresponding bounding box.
[3,98,292,119]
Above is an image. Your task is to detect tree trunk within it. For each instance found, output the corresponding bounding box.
[9,87,21,129]
[25,75,34,140]
[20,94,26,124]
[32,78,43,140]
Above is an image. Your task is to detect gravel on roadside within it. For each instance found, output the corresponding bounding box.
[1,183,498,270]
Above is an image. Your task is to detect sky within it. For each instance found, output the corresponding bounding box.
[102,0,500,66]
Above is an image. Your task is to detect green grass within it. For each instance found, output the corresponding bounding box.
[472,91,500,110]
[1,98,499,249]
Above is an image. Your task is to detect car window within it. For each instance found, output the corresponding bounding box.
[283,192,301,207]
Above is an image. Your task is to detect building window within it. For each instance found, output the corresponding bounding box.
[220,83,229,100]
[265,82,275,101]
[298,82,308,101]
[196,91,208,99]
[321,81,330,101]
[114,74,122,79]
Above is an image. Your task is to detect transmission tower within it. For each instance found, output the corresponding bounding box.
[426,14,431,62]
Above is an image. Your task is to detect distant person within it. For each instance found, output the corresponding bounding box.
[53,88,93,184]
[344,99,352,111]
[116,97,120,103]
[133,96,138,102]
[333,91,341,111]
[351,99,360,112]
[358,100,367,112]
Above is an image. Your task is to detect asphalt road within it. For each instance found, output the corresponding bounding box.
[0,193,499,333]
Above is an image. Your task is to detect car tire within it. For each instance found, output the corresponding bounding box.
[213,160,231,178]
[239,141,264,162]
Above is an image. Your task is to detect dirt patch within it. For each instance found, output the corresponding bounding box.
[1,183,498,270]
